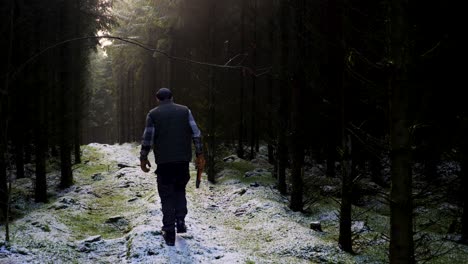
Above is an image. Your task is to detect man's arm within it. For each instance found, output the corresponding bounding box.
[189,109,205,187]
[140,114,155,172]
[188,110,203,156]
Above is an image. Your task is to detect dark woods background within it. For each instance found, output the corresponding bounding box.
[0,0,466,263]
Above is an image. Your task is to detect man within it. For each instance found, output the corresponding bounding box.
[139,87,205,246]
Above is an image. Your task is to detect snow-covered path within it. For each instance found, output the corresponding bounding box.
[1,143,352,264]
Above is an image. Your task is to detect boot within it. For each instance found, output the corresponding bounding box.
[162,230,175,246]
[176,219,187,233]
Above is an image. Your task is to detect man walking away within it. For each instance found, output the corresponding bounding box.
[139,88,205,246]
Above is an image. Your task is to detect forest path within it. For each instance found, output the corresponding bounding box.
[2,143,351,264]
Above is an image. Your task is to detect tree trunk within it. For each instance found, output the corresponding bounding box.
[1,0,14,237]
[0,147,7,222]
[277,135,287,195]
[249,0,257,160]
[237,0,246,159]
[35,125,48,203]
[35,62,48,202]
[59,69,73,189]
[207,1,217,183]
[267,15,275,165]
[462,158,468,243]
[288,78,304,212]
[267,69,275,165]
[288,0,307,212]
[461,139,468,243]
[277,0,290,196]
[339,135,353,252]
[388,0,414,262]
[74,120,81,164]
[118,76,125,144]
[14,133,25,179]
[57,1,74,189]
[59,112,73,189]
[72,7,82,164]
[289,84,304,210]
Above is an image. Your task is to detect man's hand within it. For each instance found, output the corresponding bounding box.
[140,159,151,173]
[196,154,205,170]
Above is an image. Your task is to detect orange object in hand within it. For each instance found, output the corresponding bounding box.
[140,159,151,173]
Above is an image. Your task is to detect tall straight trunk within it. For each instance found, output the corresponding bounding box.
[0,147,9,242]
[74,119,81,163]
[339,136,353,252]
[325,0,344,180]
[267,19,275,164]
[389,91,413,264]
[460,120,468,243]
[126,68,133,142]
[461,148,468,243]
[267,69,275,164]
[277,135,287,195]
[35,34,47,202]
[207,68,216,183]
[277,0,290,196]
[72,8,82,164]
[325,0,353,252]
[249,76,256,160]
[289,80,304,211]
[1,0,14,234]
[0,147,7,222]
[58,1,74,189]
[388,0,414,262]
[207,1,217,183]
[288,0,306,212]
[237,71,245,159]
[266,0,277,164]
[14,133,25,179]
[249,0,258,160]
[58,69,72,188]
[59,75,73,188]
[168,29,175,89]
[35,107,48,203]
[118,76,125,143]
[237,0,246,159]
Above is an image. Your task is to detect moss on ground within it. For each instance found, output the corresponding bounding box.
[57,192,131,240]
[222,161,255,176]
[55,145,139,240]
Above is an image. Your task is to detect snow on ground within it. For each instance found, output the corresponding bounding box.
[11,143,466,263]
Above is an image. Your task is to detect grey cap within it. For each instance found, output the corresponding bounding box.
[156,88,173,101]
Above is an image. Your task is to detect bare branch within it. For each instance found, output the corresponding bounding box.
[421,40,442,57]
[6,35,270,85]
[224,53,247,66]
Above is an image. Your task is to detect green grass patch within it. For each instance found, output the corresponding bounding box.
[59,211,122,240]
[73,145,111,184]
[58,191,132,240]
[75,164,109,185]
[217,160,276,187]
[223,161,255,176]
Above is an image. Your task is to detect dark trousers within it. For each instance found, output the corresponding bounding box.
[156,162,190,232]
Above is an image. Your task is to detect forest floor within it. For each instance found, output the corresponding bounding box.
[1,143,468,264]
